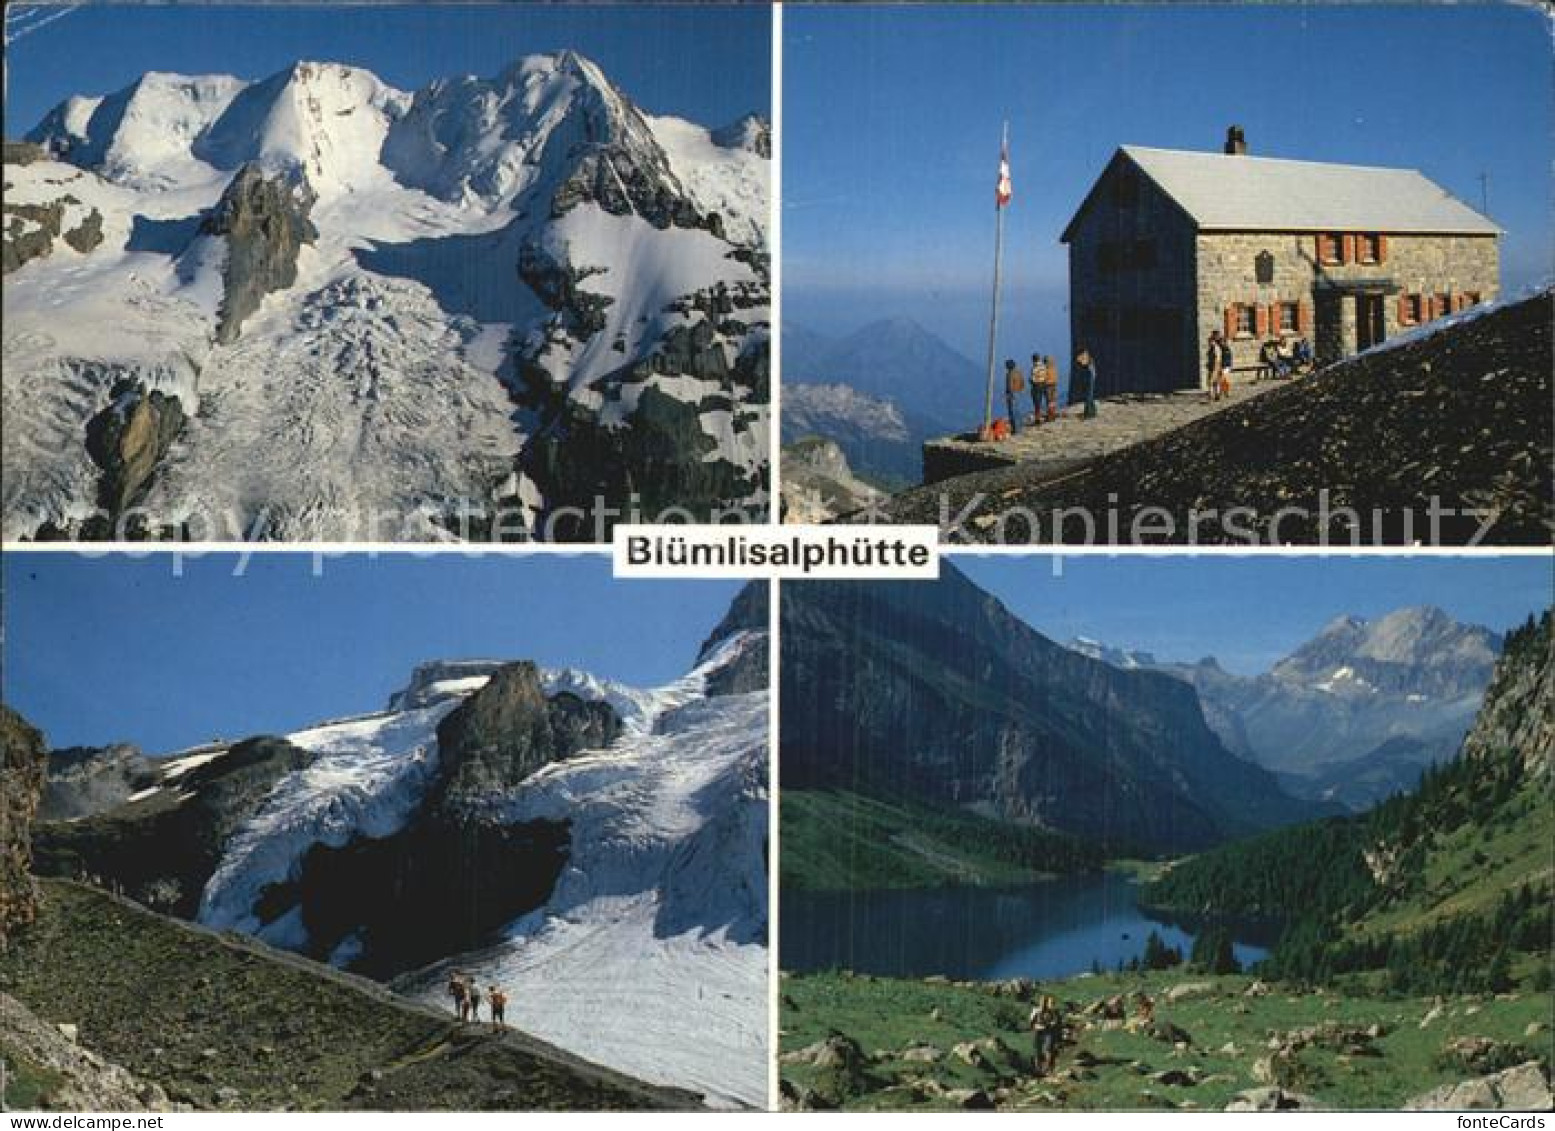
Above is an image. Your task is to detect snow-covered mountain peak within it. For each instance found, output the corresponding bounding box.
[711,114,771,158]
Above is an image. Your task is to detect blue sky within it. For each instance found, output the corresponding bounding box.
[1,553,745,755]
[4,3,770,136]
[958,555,1553,675]
[785,4,1553,364]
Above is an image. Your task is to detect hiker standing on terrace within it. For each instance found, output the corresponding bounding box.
[490,985,509,1031]
[1042,355,1059,422]
[1004,359,1027,434]
[1073,349,1098,419]
[448,973,469,1021]
[1206,331,1225,401]
[1029,354,1047,425]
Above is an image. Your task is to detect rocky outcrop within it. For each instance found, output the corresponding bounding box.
[781,562,1328,853]
[1,706,49,943]
[0,992,169,1110]
[202,162,317,344]
[1404,1061,1553,1111]
[781,436,885,523]
[696,582,770,698]
[33,737,314,917]
[1,195,105,274]
[433,662,619,811]
[40,744,157,822]
[84,383,187,526]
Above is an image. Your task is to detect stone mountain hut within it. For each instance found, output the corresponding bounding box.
[1060,126,1500,394]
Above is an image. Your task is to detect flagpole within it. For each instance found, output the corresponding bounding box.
[982,121,1008,435]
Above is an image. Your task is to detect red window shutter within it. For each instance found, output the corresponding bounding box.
[1341,234,1356,264]
[1398,295,1411,324]
[1224,305,1238,339]
[1297,300,1312,333]
[1377,234,1389,263]
[1253,304,1268,335]
[1315,234,1327,263]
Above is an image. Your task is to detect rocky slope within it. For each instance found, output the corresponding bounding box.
[1082,606,1501,809]
[781,435,884,523]
[4,53,769,541]
[876,289,1553,545]
[1,706,49,942]
[0,880,693,1110]
[1,990,168,1111]
[781,564,1328,854]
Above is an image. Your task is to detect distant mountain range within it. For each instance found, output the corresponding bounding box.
[781,563,1330,856]
[781,318,982,486]
[1071,606,1502,810]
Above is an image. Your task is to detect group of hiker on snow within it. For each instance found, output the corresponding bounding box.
[1000,348,1098,436]
[447,972,509,1030]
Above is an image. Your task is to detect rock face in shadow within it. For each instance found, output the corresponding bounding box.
[266,817,573,978]
[1,706,49,942]
[433,662,619,810]
[781,563,1328,854]
[33,736,315,917]
[40,744,157,822]
[202,162,317,344]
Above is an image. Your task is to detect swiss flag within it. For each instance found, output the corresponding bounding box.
[996,137,1012,207]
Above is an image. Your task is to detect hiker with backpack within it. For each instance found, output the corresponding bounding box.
[467,982,484,1024]
[1003,358,1026,434]
[489,985,508,1031]
[1029,993,1064,1075]
[1041,355,1059,422]
[448,973,469,1021]
[1072,349,1098,419]
[1029,354,1048,425]
[1206,331,1224,401]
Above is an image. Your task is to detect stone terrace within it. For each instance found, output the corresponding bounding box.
[922,380,1284,483]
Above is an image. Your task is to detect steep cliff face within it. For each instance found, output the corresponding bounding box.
[200,162,318,343]
[1,707,49,942]
[1458,611,1552,781]
[433,662,620,811]
[781,565,1326,853]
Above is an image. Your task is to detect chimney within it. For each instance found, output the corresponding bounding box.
[1224,125,1247,156]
